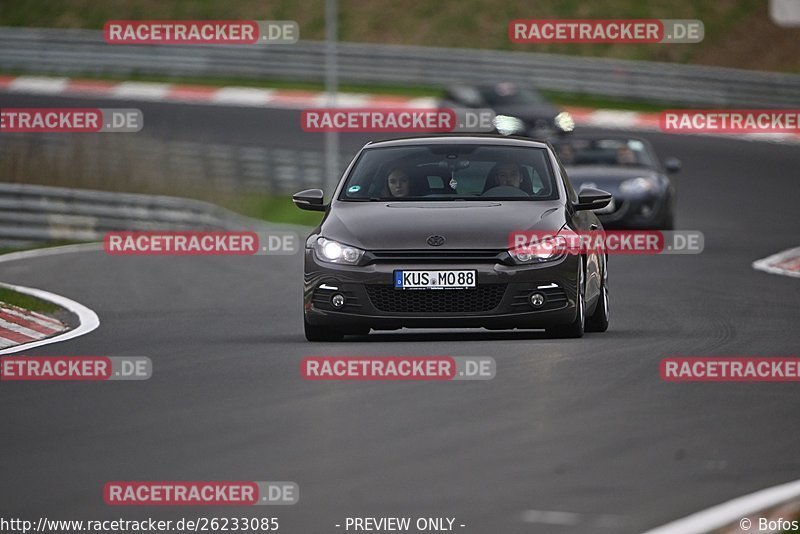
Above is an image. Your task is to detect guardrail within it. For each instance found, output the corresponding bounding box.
[2,27,800,106]
[0,135,334,198]
[0,183,270,247]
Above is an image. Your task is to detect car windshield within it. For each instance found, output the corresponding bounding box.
[339,144,559,201]
[555,138,655,168]
[480,84,546,106]
[555,138,656,168]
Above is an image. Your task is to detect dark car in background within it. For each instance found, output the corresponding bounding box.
[441,83,575,139]
[554,136,681,230]
[293,135,612,341]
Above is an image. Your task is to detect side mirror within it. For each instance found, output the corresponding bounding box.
[292,189,327,212]
[664,157,682,173]
[574,188,612,211]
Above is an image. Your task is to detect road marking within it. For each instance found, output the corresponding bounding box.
[521,510,581,526]
[111,81,171,100]
[641,478,800,534]
[8,76,69,94]
[752,246,800,278]
[0,243,101,355]
[521,509,627,529]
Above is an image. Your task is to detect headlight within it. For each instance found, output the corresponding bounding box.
[508,236,567,264]
[619,177,657,194]
[313,237,365,264]
[554,111,575,133]
[493,115,525,136]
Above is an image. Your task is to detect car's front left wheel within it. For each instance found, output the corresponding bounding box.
[304,318,344,342]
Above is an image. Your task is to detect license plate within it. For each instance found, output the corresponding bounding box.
[394,270,477,289]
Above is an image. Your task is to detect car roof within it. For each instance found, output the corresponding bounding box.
[556,134,651,144]
[364,135,551,150]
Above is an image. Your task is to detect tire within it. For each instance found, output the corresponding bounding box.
[660,198,676,230]
[660,212,675,231]
[304,318,344,342]
[345,327,371,336]
[547,261,585,339]
[585,266,609,333]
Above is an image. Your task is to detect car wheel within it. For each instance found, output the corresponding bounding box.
[304,318,344,342]
[660,200,675,230]
[546,261,585,339]
[585,266,609,333]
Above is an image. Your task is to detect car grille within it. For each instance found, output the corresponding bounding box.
[368,250,504,263]
[366,285,506,314]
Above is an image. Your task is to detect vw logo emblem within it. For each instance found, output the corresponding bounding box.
[427,235,446,247]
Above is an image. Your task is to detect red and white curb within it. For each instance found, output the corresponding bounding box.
[752,246,800,278]
[0,302,66,349]
[641,478,800,534]
[2,74,800,143]
[0,243,101,355]
[0,75,437,109]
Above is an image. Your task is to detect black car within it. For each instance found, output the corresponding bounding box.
[441,83,574,138]
[554,136,681,229]
[293,135,612,341]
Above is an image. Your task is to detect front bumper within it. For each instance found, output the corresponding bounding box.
[596,192,670,229]
[304,249,581,330]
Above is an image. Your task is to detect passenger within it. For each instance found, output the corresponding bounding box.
[556,143,576,164]
[494,162,523,189]
[383,167,412,197]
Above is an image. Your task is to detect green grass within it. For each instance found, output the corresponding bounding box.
[0,287,62,314]
[218,193,322,227]
[543,91,695,112]
[0,0,773,69]
[0,240,85,256]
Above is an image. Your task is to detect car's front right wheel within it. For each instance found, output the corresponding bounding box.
[546,262,585,339]
[304,318,343,342]
[584,278,609,332]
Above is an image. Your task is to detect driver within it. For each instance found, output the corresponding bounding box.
[616,146,637,165]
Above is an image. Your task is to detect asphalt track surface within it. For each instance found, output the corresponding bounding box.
[1,94,799,533]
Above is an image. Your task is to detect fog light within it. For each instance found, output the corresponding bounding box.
[529,292,545,308]
[331,293,345,309]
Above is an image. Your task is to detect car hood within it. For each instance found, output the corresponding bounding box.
[566,166,661,191]
[321,200,566,250]
[492,103,560,122]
